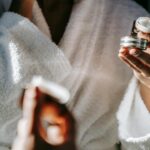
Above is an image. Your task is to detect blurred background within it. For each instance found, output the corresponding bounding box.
[135,0,150,12]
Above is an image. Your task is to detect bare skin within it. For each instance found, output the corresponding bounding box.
[119,31,150,111]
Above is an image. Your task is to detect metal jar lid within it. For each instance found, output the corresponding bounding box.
[135,17,150,33]
[120,36,148,50]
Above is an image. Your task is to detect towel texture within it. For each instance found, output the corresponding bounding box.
[117,77,150,150]
[0,0,149,150]
[58,0,149,149]
[0,12,71,149]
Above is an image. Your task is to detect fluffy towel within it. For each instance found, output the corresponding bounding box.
[0,12,71,149]
[117,77,150,150]
[0,0,149,150]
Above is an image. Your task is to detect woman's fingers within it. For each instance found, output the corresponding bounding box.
[129,49,150,66]
[119,52,142,73]
[119,48,150,77]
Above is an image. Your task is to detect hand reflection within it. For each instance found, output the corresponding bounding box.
[12,77,76,150]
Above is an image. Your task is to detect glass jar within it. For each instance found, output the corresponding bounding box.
[120,36,148,50]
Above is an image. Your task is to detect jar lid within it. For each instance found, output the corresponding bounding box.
[120,36,148,50]
[135,17,150,33]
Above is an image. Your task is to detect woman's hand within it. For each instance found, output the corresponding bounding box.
[118,32,150,110]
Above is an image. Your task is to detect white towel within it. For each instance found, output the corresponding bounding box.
[0,0,149,149]
[0,12,71,148]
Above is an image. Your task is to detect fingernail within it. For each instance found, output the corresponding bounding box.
[118,53,123,57]
[120,49,125,53]
[129,49,139,55]
[119,48,127,53]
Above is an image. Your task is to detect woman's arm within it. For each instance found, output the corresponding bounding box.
[119,30,150,112]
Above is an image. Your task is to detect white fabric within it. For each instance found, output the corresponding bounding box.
[117,77,150,150]
[58,0,149,149]
[128,83,150,138]
[32,0,51,39]
[0,0,149,150]
[0,12,71,149]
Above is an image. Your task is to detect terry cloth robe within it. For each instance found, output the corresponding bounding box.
[0,12,71,150]
[117,77,150,150]
[0,0,149,150]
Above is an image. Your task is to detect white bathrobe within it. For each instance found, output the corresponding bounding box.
[117,77,150,150]
[0,0,149,150]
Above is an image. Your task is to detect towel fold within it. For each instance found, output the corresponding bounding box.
[0,12,71,147]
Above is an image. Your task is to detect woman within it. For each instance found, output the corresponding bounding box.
[0,0,149,149]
